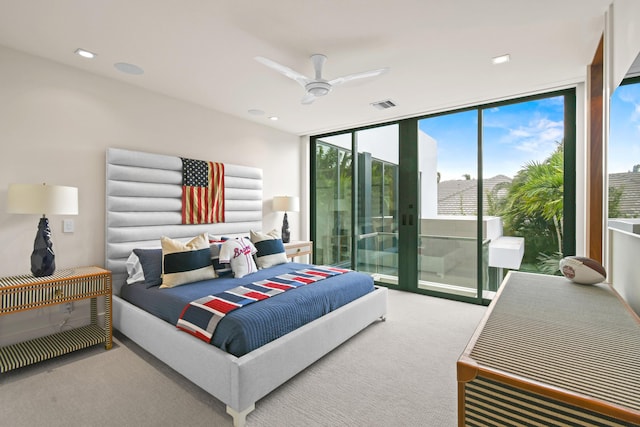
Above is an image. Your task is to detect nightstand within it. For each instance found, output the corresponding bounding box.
[0,266,112,372]
[283,240,313,261]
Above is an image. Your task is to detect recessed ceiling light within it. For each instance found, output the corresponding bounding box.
[114,62,144,75]
[75,48,96,59]
[268,116,279,121]
[492,54,510,65]
[248,109,264,116]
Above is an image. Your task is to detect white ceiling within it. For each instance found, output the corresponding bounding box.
[0,0,612,136]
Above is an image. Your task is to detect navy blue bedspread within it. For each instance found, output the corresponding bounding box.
[120,263,374,357]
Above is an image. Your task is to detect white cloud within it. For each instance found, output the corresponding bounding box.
[507,117,563,154]
[617,86,640,123]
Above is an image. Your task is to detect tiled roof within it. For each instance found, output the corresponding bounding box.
[437,172,640,218]
[437,175,511,215]
[609,172,640,217]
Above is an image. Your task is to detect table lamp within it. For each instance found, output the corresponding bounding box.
[272,196,299,243]
[7,183,78,277]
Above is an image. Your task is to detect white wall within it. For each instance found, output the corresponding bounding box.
[609,0,640,89]
[0,45,302,278]
[608,227,640,315]
[0,46,302,345]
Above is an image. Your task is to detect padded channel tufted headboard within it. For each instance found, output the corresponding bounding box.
[105,148,263,294]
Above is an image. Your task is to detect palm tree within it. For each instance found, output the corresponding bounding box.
[515,155,563,252]
[501,142,564,258]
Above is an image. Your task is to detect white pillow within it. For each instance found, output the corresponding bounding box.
[219,238,258,278]
[160,233,216,289]
[250,229,288,269]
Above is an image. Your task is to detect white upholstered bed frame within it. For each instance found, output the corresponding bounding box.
[105,148,387,426]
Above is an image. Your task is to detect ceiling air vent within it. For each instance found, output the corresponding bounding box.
[371,99,397,110]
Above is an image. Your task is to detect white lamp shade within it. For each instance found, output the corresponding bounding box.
[7,184,78,215]
[273,196,299,212]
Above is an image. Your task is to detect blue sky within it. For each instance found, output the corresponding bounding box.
[610,80,640,173]
[418,96,565,181]
[418,84,640,181]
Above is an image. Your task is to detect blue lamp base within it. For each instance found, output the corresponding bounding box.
[31,216,56,277]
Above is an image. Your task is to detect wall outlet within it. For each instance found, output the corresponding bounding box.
[61,302,73,314]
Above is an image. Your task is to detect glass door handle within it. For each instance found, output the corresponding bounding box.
[402,214,407,226]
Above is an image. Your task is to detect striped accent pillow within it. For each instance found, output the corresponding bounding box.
[250,229,288,269]
[209,241,232,277]
[160,233,216,289]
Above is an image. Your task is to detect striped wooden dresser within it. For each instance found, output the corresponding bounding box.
[0,266,112,372]
[458,271,640,426]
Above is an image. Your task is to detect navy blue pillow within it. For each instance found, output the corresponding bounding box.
[132,248,163,288]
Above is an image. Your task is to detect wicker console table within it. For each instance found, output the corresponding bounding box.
[458,271,640,426]
[0,266,112,372]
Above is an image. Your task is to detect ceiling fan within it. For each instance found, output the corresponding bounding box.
[255,54,389,105]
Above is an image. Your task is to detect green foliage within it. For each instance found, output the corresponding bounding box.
[486,181,510,217]
[535,251,564,275]
[608,185,624,218]
[491,141,565,268]
[315,143,353,264]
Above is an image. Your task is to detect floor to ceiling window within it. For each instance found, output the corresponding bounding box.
[481,95,574,282]
[417,110,481,298]
[355,125,399,285]
[609,76,640,223]
[311,89,575,304]
[313,132,353,268]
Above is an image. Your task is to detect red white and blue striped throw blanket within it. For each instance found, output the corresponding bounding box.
[176,265,349,343]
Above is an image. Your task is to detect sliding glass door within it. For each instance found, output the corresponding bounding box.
[417,110,482,299]
[313,125,401,286]
[354,125,399,286]
[313,132,353,268]
[311,89,575,304]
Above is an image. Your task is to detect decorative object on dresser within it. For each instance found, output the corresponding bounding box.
[272,196,299,243]
[457,271,640,426]
[559,255,607,285]
[0,266,112,372]
[6,183,78,277]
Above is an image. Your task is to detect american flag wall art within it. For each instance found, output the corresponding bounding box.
[181,157,225,224]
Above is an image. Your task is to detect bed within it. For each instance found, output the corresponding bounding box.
[105,148,388,426]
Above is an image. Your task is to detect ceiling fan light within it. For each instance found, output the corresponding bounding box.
[309,87,329,96]
[306,81,331,97]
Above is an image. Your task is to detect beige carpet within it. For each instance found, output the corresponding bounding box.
[0,289,486,426]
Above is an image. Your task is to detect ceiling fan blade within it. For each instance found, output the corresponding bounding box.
[255,56,310,87]
[301,92,316,105]
[328,67,390,86]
